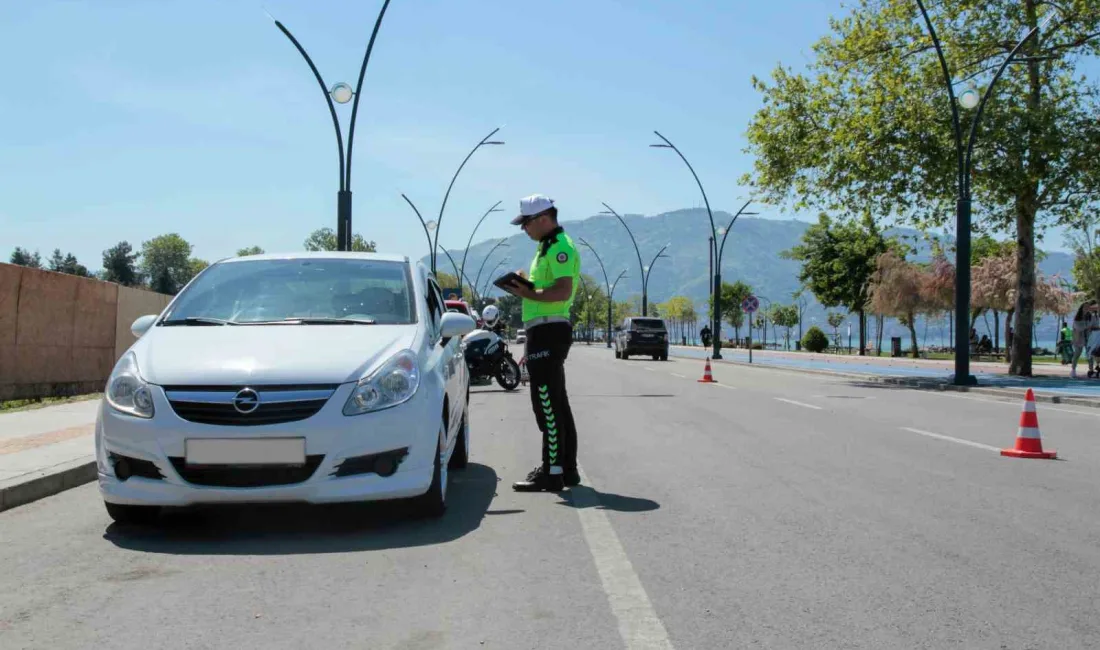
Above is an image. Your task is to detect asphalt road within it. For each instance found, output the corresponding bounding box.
[3,346,1100,649]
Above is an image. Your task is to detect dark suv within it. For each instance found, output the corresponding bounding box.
[614,317,669,361]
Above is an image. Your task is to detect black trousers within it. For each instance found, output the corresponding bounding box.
[524,322,578,472]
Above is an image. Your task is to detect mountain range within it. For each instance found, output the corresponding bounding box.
[429,208,1075,347]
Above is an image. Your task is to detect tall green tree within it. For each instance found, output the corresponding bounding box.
[304,228,376,253]
[47,249,91,277]
[781,213,896,356]
[140,234,194,295]
[9,247,42,269]
[743,0,1100,376]
[102,241,141,286]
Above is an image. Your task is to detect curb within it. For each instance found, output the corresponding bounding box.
[0,457,97,514]
[672,352,1100,410]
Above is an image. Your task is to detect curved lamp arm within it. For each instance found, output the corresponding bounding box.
[401,193,435,272]
[650,131,716,255]
[459,200,503,286]
[578,237,611,295]
[433,127,504,259]
[473,239,511,298]
[344,0,393,190]
[273,20,346,192]
[602,202,646,290]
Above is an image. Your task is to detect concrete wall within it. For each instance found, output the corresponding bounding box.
[0,263,172,401]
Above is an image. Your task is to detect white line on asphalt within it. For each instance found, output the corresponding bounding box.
[671,373,686,379]
[929,391,1100,417]
[901,427,1001,452]
[774,397,822,410]
[643,367,655,372]
[572,466,675,650]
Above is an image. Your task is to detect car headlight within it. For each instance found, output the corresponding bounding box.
[343,349,420,416]
[105,352,155,418]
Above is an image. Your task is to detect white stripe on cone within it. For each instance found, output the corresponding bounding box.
[1016,426,1042,439]
[1023,401,1036,413]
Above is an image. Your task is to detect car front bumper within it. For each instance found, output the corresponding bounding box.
[96,383,440,507]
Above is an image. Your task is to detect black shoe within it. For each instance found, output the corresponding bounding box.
[512,466,564,492]
[564,468,581,487]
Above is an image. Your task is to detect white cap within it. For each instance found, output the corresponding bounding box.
[512,194,555,225]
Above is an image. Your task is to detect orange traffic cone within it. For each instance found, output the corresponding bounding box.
[1001,388,1056,459]
[697,357,717,383]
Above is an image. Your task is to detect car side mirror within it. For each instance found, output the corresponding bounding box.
[131,314,158,338]
[440,312,476,343]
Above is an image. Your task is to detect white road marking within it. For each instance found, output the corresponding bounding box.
[643,367,655,372]
[774,397,822,410]
[901,427,1001,452]
[572,466,675,650]
[930,391,1100,417]
[670,373,686,379]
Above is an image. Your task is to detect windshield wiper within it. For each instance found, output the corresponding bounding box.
[159,317,236,326]
[244,317,377,325]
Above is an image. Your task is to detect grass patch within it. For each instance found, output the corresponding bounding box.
[0,393,102,414]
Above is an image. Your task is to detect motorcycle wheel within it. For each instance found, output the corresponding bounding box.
[496,356,521,391]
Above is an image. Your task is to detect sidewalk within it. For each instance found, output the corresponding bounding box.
[0,399,99,512]
[671,345,1100,406]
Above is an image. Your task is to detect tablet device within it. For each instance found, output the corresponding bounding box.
[493,271,535,292]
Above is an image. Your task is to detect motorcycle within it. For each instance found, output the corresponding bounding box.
[462,328,521,391]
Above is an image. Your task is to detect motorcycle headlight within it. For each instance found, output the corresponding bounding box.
[105,352,155,419]
[343,349,420,416]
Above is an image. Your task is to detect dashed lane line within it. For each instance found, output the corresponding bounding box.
[774,397,823,410]
[901,427,1001,452]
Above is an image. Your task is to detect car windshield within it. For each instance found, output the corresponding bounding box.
[160,258,416,325]
[630,318,666,331]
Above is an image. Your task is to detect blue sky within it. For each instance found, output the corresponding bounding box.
[0,0,1089,271]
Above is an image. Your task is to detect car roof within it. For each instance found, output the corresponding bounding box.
[218,252,409,264]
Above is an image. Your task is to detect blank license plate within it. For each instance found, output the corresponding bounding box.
[185,438,306,466]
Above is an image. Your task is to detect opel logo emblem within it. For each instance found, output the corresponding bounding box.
[232,388,260,414]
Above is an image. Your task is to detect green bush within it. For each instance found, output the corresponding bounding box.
[801,326,829,353]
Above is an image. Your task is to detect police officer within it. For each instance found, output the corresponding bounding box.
[502,194,581,492]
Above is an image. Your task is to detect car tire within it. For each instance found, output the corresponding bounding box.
[104,501,160,526]
[412,427,447,518]
[449,409,470,470]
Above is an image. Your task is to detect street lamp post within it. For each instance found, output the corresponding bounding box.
[709,199,756,358]
[649,132,726,358]
[599,203,668,317]
[915,0,1055,386]
[578,237,627,349]
[271,1,393,251]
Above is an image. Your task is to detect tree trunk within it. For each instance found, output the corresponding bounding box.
[1006,308,1016,366]
[1009,0,1044,377]
[858,310,867,356]
[908,312,919,359]
[876,315,884,356]
[993,310,1001,352]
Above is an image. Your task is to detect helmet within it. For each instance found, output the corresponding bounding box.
[482,304,500,327]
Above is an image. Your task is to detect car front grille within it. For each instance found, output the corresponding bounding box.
[163,384,338,426]
[168,455,325,487]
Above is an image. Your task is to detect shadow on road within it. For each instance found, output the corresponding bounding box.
[102,463,498,556]
[558,486,660,513]
[570,394,677,399]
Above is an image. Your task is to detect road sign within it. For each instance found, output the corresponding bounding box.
[742,295,759,313]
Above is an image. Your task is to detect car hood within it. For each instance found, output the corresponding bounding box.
[133,325,418,386]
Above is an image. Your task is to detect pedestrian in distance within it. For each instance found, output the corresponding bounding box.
[499,194,582,492]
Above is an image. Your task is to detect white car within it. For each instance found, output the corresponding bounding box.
[515,329,526,344]
[95,252,476,525]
